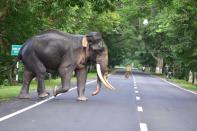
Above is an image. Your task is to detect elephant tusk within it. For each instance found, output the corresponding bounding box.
[103,75,115,89]
[96,64,115,90]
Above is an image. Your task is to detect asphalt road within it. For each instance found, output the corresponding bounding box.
[0,70,197,131]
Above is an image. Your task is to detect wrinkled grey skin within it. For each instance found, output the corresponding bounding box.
[18,29,108,100]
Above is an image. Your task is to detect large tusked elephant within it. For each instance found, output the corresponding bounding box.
[18,29,114,101]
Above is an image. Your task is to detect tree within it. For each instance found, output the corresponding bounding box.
[0,0,119,85]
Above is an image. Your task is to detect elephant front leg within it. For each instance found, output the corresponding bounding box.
[75,67,88,101]
[53,66,74,96]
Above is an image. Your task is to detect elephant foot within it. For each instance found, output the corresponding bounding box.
[38,92,50,98]
[18,94,31,99]
[77,96,88,101]
[53,86,69,97]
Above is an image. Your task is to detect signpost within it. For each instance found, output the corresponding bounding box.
[11,45,22,56]
[11,44,22,83]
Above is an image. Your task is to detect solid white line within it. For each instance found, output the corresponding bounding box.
[140,123,148,131]
[160,78,197,95]
[137,106,143,112]
[135,90,139,94]
[136,96,141,101]
[0,96,55,122]
[0,80,96,122]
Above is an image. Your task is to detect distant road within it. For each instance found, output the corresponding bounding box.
[0,70,197,131]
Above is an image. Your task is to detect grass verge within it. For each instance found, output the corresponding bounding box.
[0,72,97,102]
[169,78,197,92]
[153,73,197,92]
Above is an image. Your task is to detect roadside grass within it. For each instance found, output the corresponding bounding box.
[153,73,197,92]
[169,78,197,92]
[0,86,21,101]
[0,79,61,101]
[0,72,97,102]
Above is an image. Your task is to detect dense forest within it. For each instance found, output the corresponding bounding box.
[0,0,196,85]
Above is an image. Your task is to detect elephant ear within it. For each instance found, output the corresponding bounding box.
[82,36,88,47]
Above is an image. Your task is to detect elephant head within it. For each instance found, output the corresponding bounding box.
[85,32,115,95]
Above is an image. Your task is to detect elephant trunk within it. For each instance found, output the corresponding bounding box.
[92,64,115,96]
[92,49,115,96]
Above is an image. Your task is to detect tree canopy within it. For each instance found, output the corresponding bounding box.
[0,0,196,85]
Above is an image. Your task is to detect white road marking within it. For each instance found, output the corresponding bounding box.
[140,123,148,131]
[134,86,138,89]
[136,96,141,101]
[0,80,96,122]
[133,75,148,131]
[137,106,143,112]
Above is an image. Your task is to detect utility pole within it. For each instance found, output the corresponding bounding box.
[16,61,19,83]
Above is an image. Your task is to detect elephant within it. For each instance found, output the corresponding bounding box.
[18,29,114,101]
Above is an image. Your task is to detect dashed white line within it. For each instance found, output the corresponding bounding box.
[136,96,141,101]
[133,75,148,131]
[140,123,148,131]
[137,106,143,112]
[0,80,96,122]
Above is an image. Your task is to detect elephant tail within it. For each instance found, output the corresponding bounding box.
[17,43,26,61]
[18,39,32,61]
[17,47,23,60]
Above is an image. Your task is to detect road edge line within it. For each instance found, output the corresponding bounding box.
[156,76,197,95]
[0,80,96,122]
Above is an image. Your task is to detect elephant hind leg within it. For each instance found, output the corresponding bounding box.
[19,67,34,99]
[34,63,50,98]
[20,53,49,98]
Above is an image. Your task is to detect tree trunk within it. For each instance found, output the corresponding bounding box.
[155,56,163,74]
[0,7,8,21]
[150,52,163,74]
[188,70,193,83]
[194,72,197,85]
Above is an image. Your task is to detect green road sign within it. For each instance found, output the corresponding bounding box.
[11,45,22,56]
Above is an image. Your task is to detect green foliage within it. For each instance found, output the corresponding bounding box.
[0,0,196,85]
[0,0,119,85]
[139,0,196,78]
